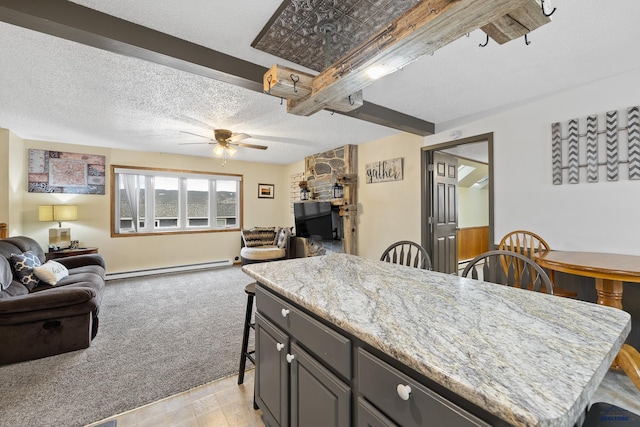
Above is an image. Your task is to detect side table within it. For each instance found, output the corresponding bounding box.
[46,247,98,261]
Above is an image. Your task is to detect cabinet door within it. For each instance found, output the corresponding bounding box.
[290,342,351,427]
[256,313,289,427]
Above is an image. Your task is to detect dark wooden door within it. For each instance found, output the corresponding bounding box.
[431,152,459,274]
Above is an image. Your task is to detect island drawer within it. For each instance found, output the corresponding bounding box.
[358,397,397,427]
[256,285,352,379]
[357,349,490,427]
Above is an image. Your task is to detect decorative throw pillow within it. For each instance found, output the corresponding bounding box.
[276,227,290,249]
[0,256,12,291]
[33,260,69,286]
[10,251,42,290]
[243,227,278,247]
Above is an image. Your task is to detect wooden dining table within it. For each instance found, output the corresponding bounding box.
[536,250,640,391]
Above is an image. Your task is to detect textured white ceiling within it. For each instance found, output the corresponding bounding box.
[1,0,639,165]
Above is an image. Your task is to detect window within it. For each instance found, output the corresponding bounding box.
[112,166,242,235]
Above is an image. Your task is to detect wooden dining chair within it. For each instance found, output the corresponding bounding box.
[461,250,554,294]
[380,241,432,270]
[498,230,577,298]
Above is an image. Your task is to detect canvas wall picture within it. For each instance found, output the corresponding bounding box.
[28,149,106,194]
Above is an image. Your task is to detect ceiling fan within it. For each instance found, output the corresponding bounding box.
[179,129,268,158]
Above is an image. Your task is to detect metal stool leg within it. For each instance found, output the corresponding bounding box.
[238,282,256,385]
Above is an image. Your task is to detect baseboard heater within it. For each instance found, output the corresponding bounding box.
[105,260,233,281]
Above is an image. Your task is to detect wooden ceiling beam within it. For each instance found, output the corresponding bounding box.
[287,0,547,117]
[0,0,434,136]
[481,0,551,45]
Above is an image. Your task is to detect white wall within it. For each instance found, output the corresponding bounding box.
[357,133,424,260]
[12,136,289,274]
[458,187,489,228]
[0,129,9,227]
[425,68,640,255]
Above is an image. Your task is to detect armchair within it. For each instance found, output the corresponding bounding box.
[240,226,291,265]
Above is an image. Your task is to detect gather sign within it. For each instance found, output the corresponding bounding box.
[365,158,403,184]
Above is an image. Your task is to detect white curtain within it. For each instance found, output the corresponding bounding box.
[121,174,139,232]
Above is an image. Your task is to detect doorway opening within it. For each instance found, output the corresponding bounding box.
[421,132,494,274]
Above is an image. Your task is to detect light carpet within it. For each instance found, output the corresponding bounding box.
[0,266,255,427]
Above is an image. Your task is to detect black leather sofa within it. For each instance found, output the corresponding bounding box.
[0,236,106,364]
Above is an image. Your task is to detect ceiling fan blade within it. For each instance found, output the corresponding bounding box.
[180,131,213,140]
[228,133,251,143]
[178,142,212,145]
[231,142,268,150]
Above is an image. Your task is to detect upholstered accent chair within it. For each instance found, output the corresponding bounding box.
[240,226,292,265]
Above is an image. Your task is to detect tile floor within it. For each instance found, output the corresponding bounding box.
[86,368,640,427]
[86,370,263,427]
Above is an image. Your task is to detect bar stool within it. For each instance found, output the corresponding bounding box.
[238,282,256,385]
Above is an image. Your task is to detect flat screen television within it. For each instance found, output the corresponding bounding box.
[293,201,339,240]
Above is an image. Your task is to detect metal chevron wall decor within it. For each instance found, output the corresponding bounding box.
[628,106,640,180]
[606,110,619,181]
[551,105,640,185]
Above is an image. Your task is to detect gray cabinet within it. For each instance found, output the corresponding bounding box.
[290,342,350,427]
[256,284,495,427]
[358,349,490,427]
[357,398,397,427]
[255,287,351,427]
[255,313,289,427]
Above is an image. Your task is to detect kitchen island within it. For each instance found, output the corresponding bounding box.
[242,254,631,427]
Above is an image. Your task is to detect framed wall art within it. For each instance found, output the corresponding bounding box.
[28,149,106,194]
[258,183,275,199]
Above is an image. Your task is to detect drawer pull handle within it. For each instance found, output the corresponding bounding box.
[281,308,290,318]
[286,354,295,363]
[276,343,285,352]
[396,384,412,401]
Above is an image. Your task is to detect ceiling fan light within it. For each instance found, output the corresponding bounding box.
[226,146,237,157]
[213,144,225,157]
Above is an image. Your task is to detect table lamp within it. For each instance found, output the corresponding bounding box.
[39,205,77,249]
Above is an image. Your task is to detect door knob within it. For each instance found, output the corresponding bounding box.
[286,354,295,363]
[281,308,290,318]
[276,343,284,352]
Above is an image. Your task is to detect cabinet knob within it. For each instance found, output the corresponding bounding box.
[276,343,284,352]
[396,384,412,401]
[281,308,290,318]
[286,354,295,363]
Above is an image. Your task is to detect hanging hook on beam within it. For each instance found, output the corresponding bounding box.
[524,33,531,45]
[348,95,354,106]
[265,74,273,94]
[479,34,489,47]
[541,0,556,17]
[290,73,300,93]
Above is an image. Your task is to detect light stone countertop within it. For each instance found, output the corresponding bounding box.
[243,253,631,427]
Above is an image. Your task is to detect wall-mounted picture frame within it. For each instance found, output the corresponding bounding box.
[28,149,106,194]
[258,183,275,199]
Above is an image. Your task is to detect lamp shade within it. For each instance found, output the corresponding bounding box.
[53,205,78,222]
[38,205,54,222]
